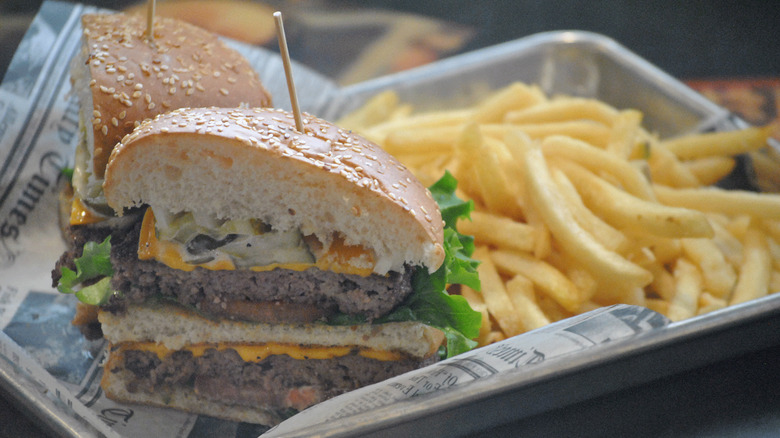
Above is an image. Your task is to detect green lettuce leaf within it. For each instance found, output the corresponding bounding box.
[58,236,115,305]
[61,166,74,183]
[380,171,482,358]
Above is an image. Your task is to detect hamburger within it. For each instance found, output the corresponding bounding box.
[56,106,481,425]
[55,11,272,327]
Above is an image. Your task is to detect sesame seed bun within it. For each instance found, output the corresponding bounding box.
[75,13,272,180]
[102,107,445,275]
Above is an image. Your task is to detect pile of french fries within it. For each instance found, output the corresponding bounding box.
[338,82,779,346]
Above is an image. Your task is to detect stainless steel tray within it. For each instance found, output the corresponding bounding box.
[325,31,733,138]
[1,11,778,436]
[314,30,780,437]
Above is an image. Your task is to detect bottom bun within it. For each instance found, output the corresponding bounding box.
[101,338,439,426]
[102,364,283,425]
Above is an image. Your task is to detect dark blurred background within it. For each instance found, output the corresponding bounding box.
[2,0,779,82]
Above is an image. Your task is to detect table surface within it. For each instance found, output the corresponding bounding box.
[1,1,779,437]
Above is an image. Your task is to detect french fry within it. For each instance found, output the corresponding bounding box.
[336,90,399,132]
[667,258,702,322]
[472,248,526,337]
[749,149,780,192]
[709,219,744,267]
[500,121,613,147]
[363,108,470,142]
[645,298,670,317]
[509,134,653,289]
[550,168,629,253]
[542,135,655,200]
[685,156,736,186]
[662,125,774,160]
[505,275,551,331]
[725,215,752,240]
[457,210,536,253]
[606,109,643,159]
[384,126,457,156]
[770,271,780,295]
[454,122,485,201]
[554,160,714,238]
[763,232,780,272]
[730,225,772,305]
[680,237,737,298]
[474,138,524,218]
[472,82,546,123]
[647,143,701,188]
[626,234,682,265]
[655,185,780,220]
[460,286,495,346]
[545,248,598,303]
[504,97,619,126]
[646,261,676,301]
[490,249,583,312]
[697,292,727,315]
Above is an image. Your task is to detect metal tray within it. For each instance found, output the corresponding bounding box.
[2,21,779,437]
[314,30,780,436]
[324,31,733,138]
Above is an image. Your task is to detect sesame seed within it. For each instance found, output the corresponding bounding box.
[219,88,229,95]
[111,117,118,127]
[101,125,108,135]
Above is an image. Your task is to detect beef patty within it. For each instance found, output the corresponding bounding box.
[53,216,415,323]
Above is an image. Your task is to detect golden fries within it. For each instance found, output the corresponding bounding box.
[338,82,777,346]
[662,125,774,160]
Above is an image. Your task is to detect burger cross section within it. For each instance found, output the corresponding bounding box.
[51,11,480,427]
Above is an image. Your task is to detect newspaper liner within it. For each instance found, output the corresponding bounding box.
[2,2,777,438]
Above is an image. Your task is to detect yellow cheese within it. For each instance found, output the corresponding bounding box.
[69,197,107,225]
[118,341,403,362]
[138,208,376,276]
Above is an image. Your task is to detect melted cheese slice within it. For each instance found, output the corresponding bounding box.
[69,197,108,225]
[117,341,403,362]
[138,208,376,276]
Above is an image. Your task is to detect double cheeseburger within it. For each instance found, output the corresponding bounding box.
[57,107,481,425]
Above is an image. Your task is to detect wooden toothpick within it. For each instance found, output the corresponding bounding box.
[274,11,304,133]
[146,0,156,43]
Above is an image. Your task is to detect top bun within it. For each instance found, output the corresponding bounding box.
[103,107,445,274]
[75,13,272,179]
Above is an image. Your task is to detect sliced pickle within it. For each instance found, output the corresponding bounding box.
[222,230,314,268]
